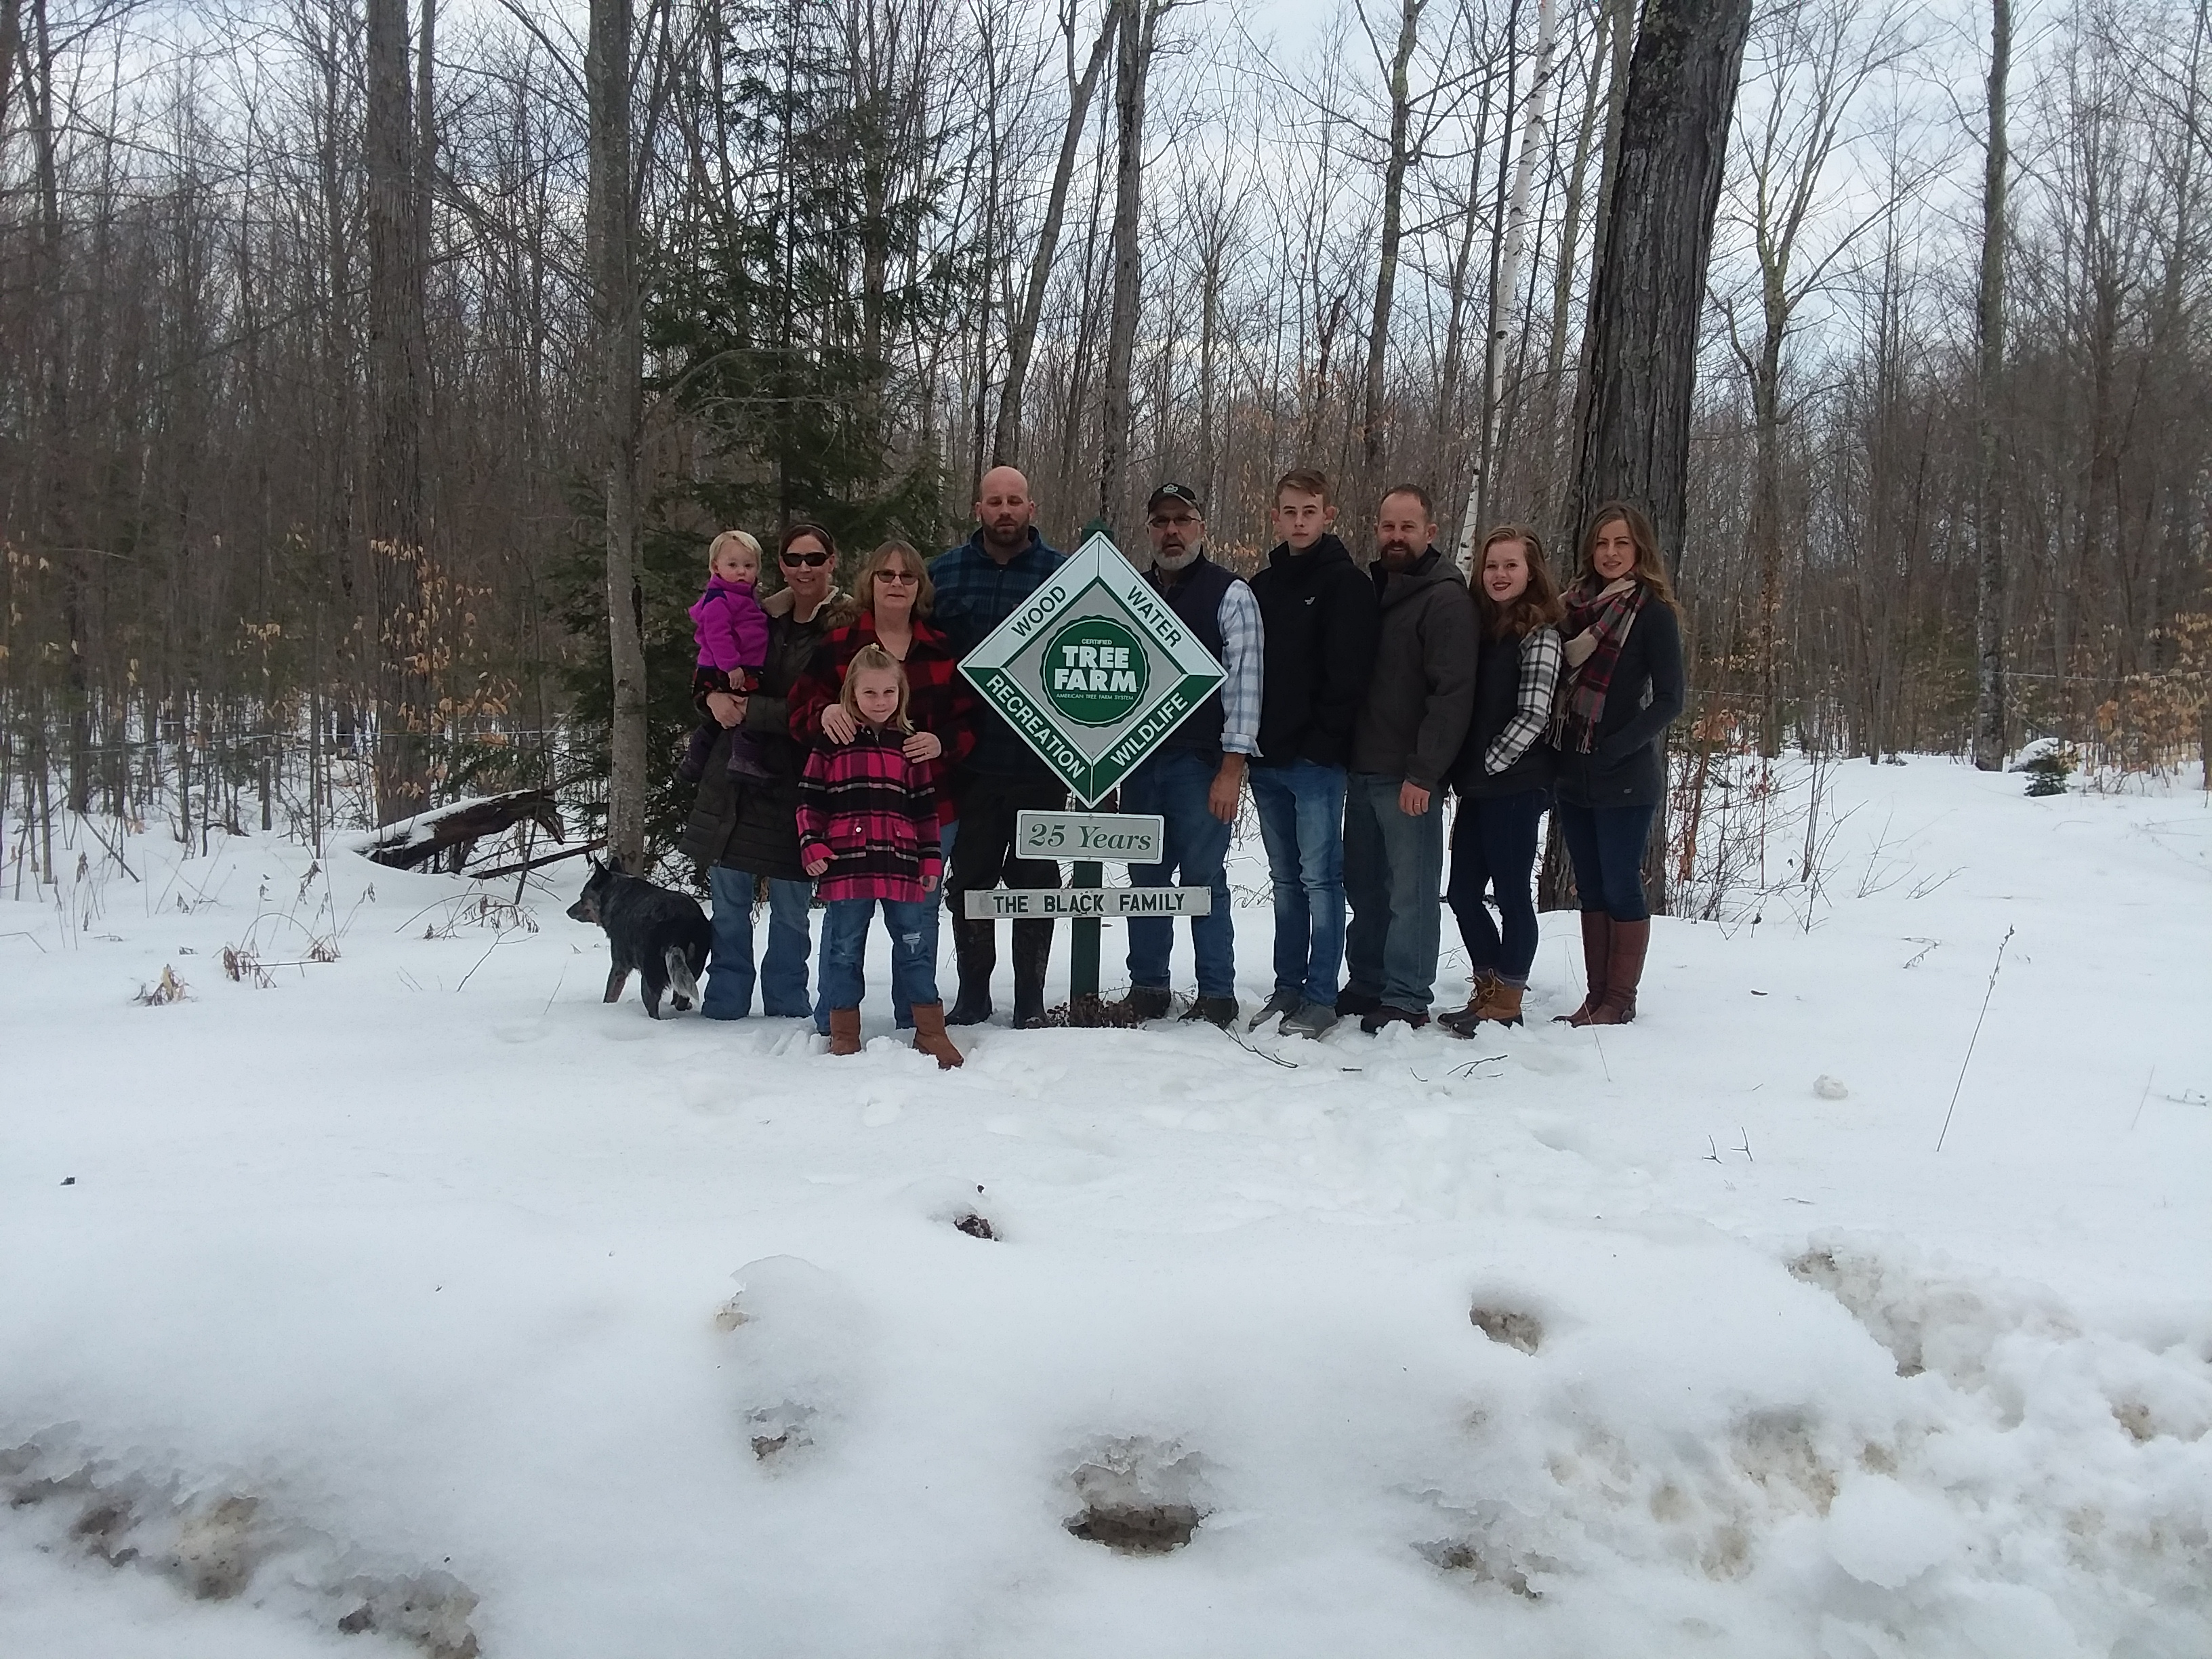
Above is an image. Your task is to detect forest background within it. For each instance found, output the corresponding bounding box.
[1,0,2207,889]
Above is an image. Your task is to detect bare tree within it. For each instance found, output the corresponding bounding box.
[590,0,647,869]
[365,0,431,818]
[1718,0,1910,754]
[1099,0,1169,535]
[1971,0,2011,770]
[997,0,1120,469]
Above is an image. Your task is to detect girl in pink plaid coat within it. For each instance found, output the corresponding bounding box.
[798,648,962,1067]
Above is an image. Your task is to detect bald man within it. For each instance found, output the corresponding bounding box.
[929,467,1069,1028]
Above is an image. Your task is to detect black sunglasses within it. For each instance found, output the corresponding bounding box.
[780,550,832,567]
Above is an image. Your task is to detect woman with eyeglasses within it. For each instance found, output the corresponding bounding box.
[787,540,979,1034]
[677,522,847,1021]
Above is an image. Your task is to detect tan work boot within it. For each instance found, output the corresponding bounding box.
[828,1006,863,1056]
[1473,977,1525,1027]
[1439,971,1499,1037]
[909,1002,964,1069]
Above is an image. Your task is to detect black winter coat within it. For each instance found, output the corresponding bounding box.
[1549,596,1685,810]
[1249,534,1380,769]
[677,587,843,880]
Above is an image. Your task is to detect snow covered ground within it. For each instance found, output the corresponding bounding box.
[3,756,2208,1658]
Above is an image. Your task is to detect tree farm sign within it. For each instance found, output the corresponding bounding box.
[956,533,1225,945]
[956,532,1226,807]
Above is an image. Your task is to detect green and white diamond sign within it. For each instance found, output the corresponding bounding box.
[958,532,1226,806]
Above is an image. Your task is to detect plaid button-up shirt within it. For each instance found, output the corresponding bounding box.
[928,529,1067,777]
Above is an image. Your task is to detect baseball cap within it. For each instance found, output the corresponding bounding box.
[1146,482,1204,516]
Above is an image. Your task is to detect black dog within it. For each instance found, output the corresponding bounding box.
[567,857,714,1019]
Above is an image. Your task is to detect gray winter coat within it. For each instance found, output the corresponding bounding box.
[1348,546,1477,789]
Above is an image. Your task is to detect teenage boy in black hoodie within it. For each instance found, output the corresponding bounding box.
[1245,470,1381,1038]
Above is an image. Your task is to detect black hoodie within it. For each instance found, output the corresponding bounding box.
[1248,533,1381,768]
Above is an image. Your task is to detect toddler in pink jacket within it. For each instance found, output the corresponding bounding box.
[682,531,773,783]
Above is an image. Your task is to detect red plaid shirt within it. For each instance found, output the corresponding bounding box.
[796,726,943,904]
[788,613,978,827]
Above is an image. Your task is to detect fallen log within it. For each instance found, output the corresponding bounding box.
[352,790,565,872]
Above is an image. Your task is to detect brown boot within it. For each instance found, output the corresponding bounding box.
[1473,977,1525,1027]
[909,1002,964,1069]
[1439,971,1498,1037]
[1589,918,1650,1024]
[828,1006,863,1055]
[1557,912,1612,1025]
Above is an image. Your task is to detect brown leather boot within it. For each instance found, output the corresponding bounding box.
[1439,971,1498,1037]
[1557,912,1612,1025]
[909,1002,964,1069]
[1473,977,1525,1027]
[828,1006,863,1055]
[1589,918,1650,1024]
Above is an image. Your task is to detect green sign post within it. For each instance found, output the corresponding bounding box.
[958,532,1226,1019]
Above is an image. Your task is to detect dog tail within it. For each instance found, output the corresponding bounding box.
[665,945,701,1008]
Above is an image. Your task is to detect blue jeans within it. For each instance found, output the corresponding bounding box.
[1248,759,1347,1006]
[814,824,949,1032]
[1555,800,1656,922]
[820,896,941,1015]
[702,864,814,1019]
[1342,772,1448,1012]
[1120,747,1236,998]
[1446,789,1548,983]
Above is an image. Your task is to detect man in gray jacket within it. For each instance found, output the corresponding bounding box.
[1340,485,1478,1033]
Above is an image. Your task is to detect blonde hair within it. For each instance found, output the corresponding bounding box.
[707,529,762,574]
[840,644,913,733]
[856,539,935,617]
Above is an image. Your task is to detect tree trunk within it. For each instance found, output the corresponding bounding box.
[1568,0,1755,916]
[1460,0,1560,565]
[590,0,649,872]
[996,1,1120,469]
[1099,0,1159,537]
[1971,0,2011,771]
[1534,0,1618,526]
[365,0,431,820]
[1359,0,1424,495]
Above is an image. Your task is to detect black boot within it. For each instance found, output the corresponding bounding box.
[1010,920,1052,1029]
[947,916,996,1026]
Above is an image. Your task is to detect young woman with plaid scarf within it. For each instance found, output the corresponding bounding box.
[1547,504,1685,1025]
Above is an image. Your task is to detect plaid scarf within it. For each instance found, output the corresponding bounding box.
[1552,578,1646,753]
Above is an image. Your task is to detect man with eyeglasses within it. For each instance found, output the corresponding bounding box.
[1109,483,1262,1028]
[928,466,1067,1028]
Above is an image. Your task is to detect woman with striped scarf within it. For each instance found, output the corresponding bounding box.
[1548,504,1685,1025]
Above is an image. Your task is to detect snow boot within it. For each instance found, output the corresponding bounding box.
[1475,977,1525,1027]
[1439,971,1500,1037]
[1180,995,1239,1028]
[910,1002,963,1069]
[1359,1004,1429,1035]
[828,1006,863,1056]
[1010,920,1052,1029]
[1556,912,1612,1026]
[1116,985,1173,1021]
[1588,918,1649,1025]
[947,916,996,1025]
[1248,987,1303,1031]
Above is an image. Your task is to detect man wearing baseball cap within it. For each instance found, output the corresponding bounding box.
[1110,483,1263,1027]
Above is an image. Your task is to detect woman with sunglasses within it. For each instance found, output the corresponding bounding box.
[677,522,847,1021]
[787,540,979,1033]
